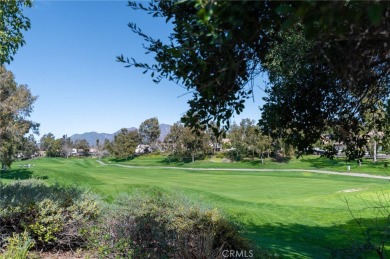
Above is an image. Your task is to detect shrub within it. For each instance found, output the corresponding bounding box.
[321,145,338,160]
[0,179,101,251]
[0,231,35,259]
[215,152,227,159]
[92,188,251,258]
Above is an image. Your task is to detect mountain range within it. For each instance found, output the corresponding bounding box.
[69,124,171,146]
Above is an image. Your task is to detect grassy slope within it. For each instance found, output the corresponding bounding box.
[1,157,390,258]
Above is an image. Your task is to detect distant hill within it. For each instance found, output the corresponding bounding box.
[69,132,114,146]
[70,124,171,146]
[113,127,138,135]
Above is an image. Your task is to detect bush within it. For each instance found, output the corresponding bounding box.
[92,188,251,258]
[0,179,101,251]
[321,145,338,160]
[0,231,35,259]
[215,152,227,159]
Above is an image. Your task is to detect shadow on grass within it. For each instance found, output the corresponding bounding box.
[159,157,193,166]
[300,156,343,168]
[272,156,292,163]
[159,154,211,165]
[0,168,48,181]
[109,157,136,163]
[242,217,390,258]
[239,159,264,166]
[301,156,390,173]
[0,169,33,180]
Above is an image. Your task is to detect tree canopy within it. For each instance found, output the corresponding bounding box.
[108,128,140,160]
[0,0,32,64]
[0,66,38,168]
[164,122,211,162]
[139,117,160,145]
[120,1,389,152]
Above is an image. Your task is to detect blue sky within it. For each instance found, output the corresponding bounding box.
[7,1,266,138]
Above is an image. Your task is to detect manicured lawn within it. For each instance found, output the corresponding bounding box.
[104,154,390,176]
[1,157,390,258]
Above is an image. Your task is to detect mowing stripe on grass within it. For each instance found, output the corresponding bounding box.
[96,160,390,180]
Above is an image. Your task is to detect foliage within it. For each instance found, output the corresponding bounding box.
[259,27,389,161]
[39,133,59,157]
[119,1,279,132]
[344,135,369,162]
[5,157,390,257]
[39,133,54,152]
[228,119,272,161]
[0,0,32,64]
[0,179,101,251]
[18,134,39,160]
[60,135,73,158]
[321,145,338,160]
[120,0,389,140]
[74,139,90,156]
[164,122,211,162]
[92,188,251,259]
[0,67,38,169]
[139,117,160,146]
[108,128,140,160]
[0,231,35,259]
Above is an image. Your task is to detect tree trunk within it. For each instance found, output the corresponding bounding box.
[373,140,377,162]
[375,248,385,259]
[192,153,195,163]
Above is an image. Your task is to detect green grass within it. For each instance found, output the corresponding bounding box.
[1,157,390,258]
[104,154,390,176]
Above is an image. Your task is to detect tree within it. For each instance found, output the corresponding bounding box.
[180,127,210,162]
[381,101,390,154]
[119,1,279,132]
[73,139,90,156]
[362,101,387,162]
[0,66,38,169]
[205,123,224,154]
[139,117,160,146]
[111,128,140,160]
[164,122,184,160]
[119,1,389,138]
[0,0,32,64]
[164,122,211,162]
[40,133,55,152]
[50,139,63,157]
[61,135,73,159]
[18,134,39,160]
[40,134,71,158]
[228,119,272,162]
[103,138,112,153]
[74,139,90,151]
[259,28,389,160]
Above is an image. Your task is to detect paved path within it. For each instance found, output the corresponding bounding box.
[96,160,390,180]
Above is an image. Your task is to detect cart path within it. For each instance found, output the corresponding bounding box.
[96,160,390,180]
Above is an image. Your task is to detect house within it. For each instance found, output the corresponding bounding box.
[89,148,98,156]
[135,144,150,154]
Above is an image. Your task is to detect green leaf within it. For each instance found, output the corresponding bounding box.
[368,4,384,26]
